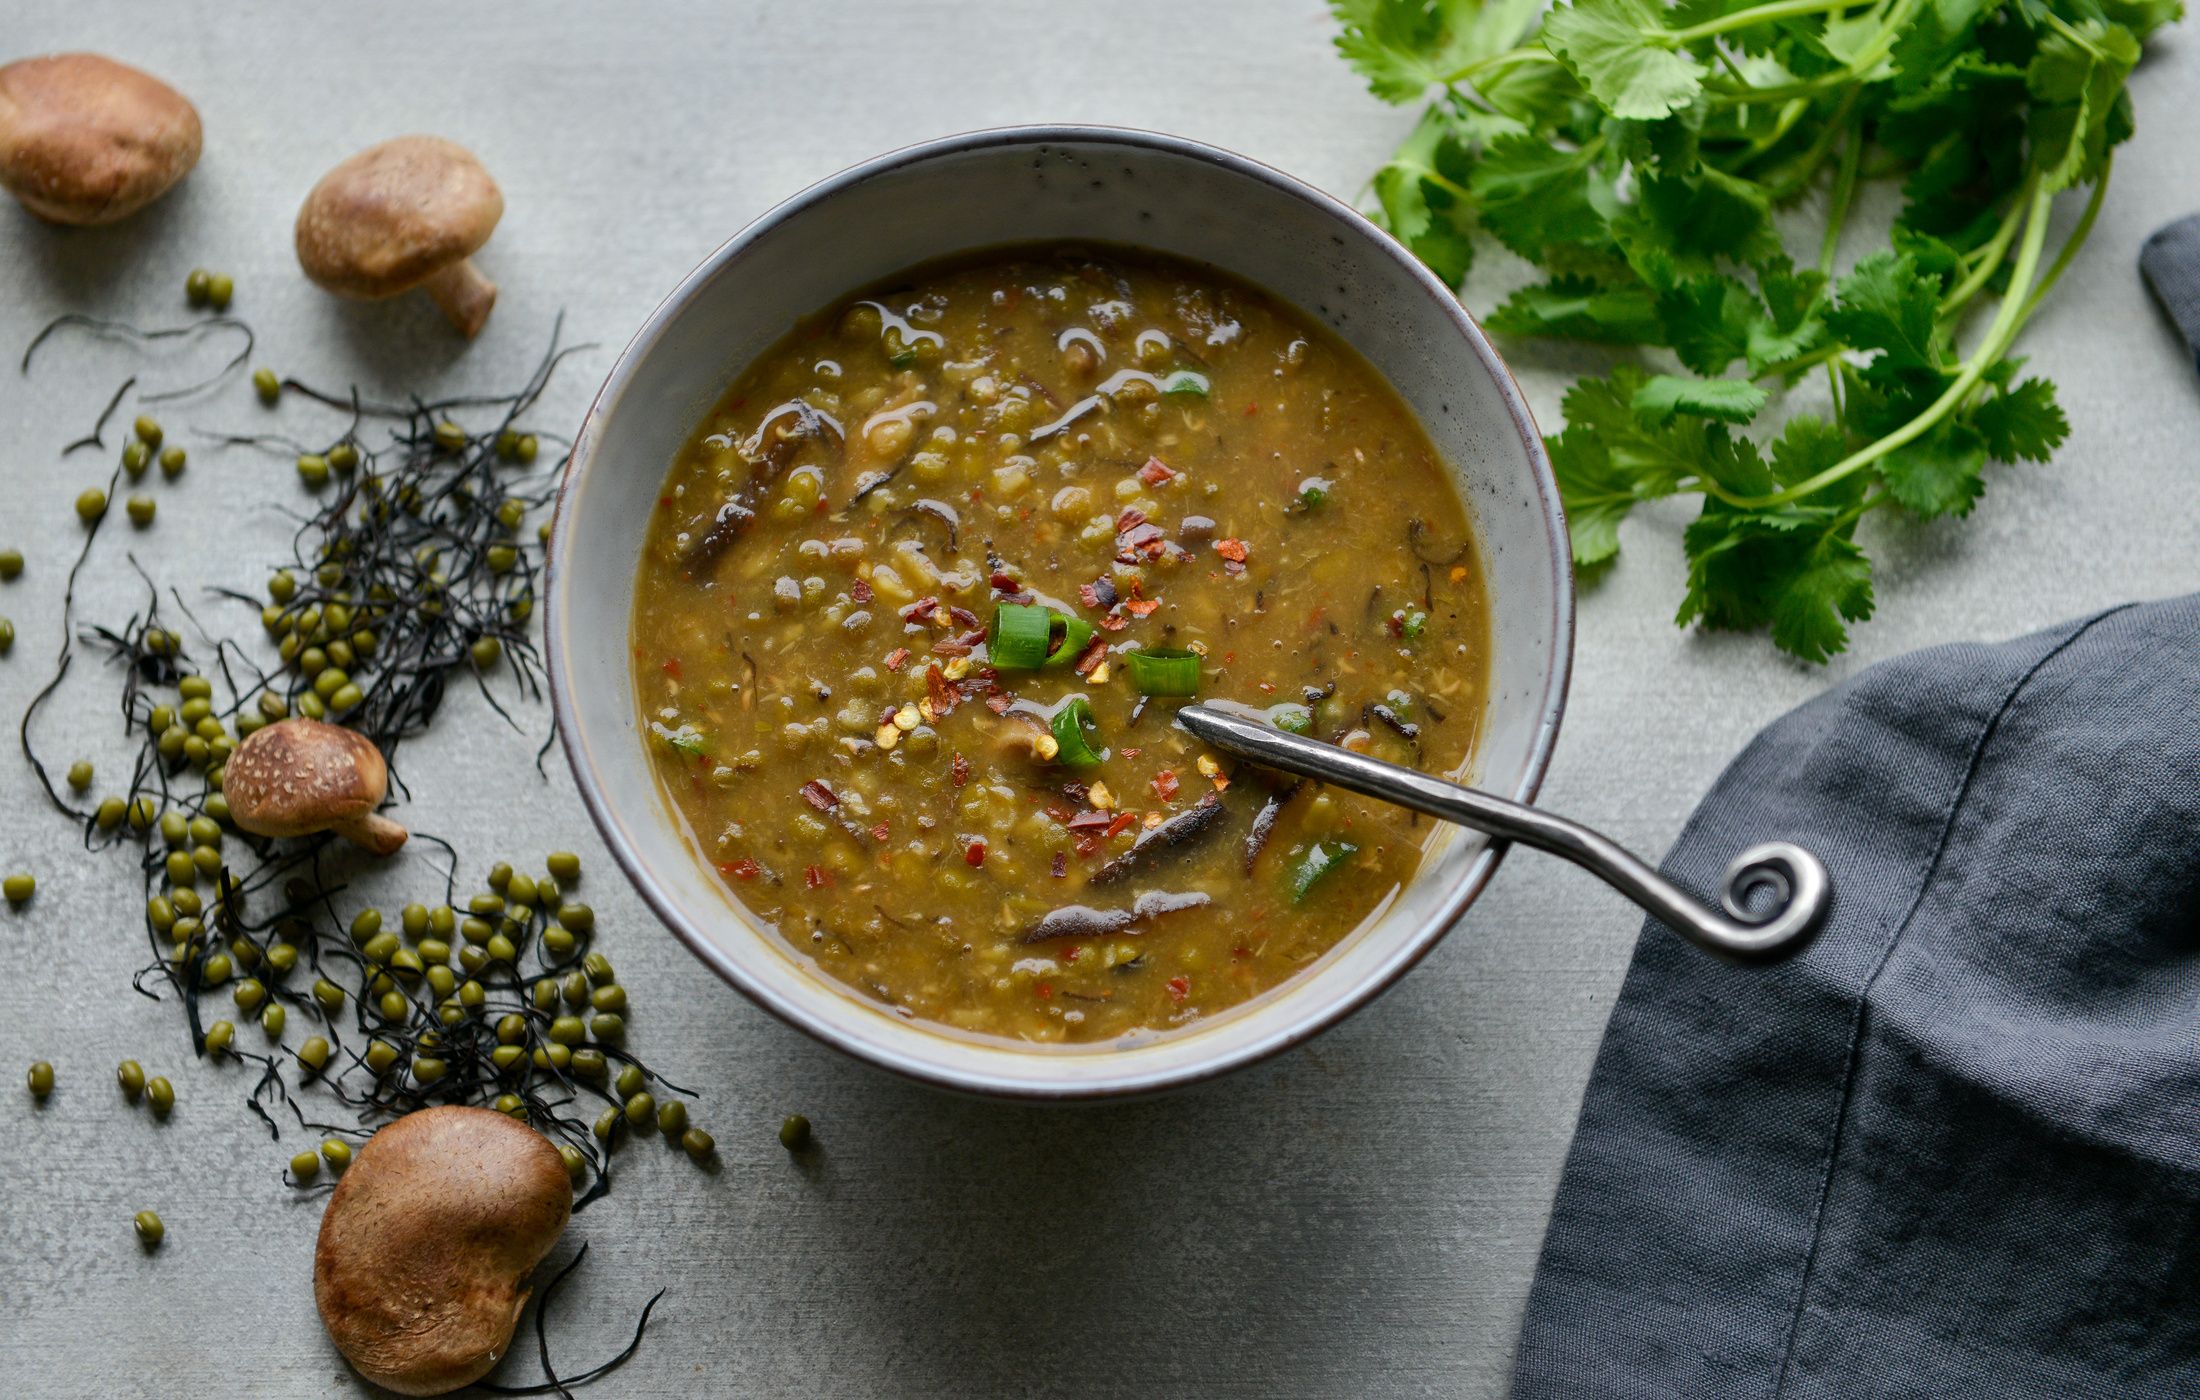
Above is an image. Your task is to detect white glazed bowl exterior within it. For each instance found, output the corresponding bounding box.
[548,127,1573,1099]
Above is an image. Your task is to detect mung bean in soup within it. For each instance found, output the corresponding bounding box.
[632,248,1488,1044]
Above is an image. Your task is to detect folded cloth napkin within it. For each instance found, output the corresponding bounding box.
[1512,596,2200,1399]
[2141,213,2200,369]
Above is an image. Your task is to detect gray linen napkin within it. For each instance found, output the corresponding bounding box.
[1512,595,2200,1398]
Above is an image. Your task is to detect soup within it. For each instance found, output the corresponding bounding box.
[630,247,1488,1044]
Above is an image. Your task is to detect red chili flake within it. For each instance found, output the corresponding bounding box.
[964,840,986,867]
[1044,803,1078,825]
[661,656,683,679]
[1214,538,1249,564]
[1098,612,1129,632]
[1121,747,1142,759]
[1077,580,1111,611]
[1125,597,1160,618]
[870,822,891,843]
[984,693,1012,714]
[1060,781,1089,803]
[1063,946,1082,963]
[900,597,942,623]
[925,664,959,717]
[1072,636,1108,674]
[884,647,911,672]
[1050,852,1068,878]
[1104,812,1137,839]
[990,571,1021,592]
[1115,507,1148,533]
[1138,457,1177,484]
[1152,769,1180,800]
[1166,976,1191,1003]
[851,578,874,603]
[949,605,982,628]
[1066,810,1113,831]
[950,752,972,787]
[798,779,839,811]
[718,858,760,881]
[1242,402,1259,416]
[1035,982,1053,999]
[1074,833,1103,858]
[803,865,831,889]
[1119,523,1165,552]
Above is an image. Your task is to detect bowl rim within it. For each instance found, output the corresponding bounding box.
[546,123,1576,1099]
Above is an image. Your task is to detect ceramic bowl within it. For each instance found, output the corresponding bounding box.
[547,125,1573,1098]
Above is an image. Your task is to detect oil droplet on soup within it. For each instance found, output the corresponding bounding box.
[631,247,1490,1044]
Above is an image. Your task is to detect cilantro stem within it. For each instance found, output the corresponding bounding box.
[1668,0,1874,45]
[2018,159,2110,321]
[1379,158,1473,204]
[1819,123,1862,276]
[1762,87,1860,198]
[1939,194,2028,317]
[1736,180,2054,510]
[1436,46,1561,88]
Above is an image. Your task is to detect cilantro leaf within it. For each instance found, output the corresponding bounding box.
[1656,276,1763,376]
[1548,423,1640,567]
[1331,0,1546,102]
[1878,417,1989,517]
[1485,274,1662,343]
[1542,0,1707,120]
[1747,263,1831,376]
[1369,104,1479,286]
[1631,374,1769,425]
[1680,505,1875,663]
[1828,252,1945,371]
[1612,166,1780,289]
[2026,19,2140,191]
[1469,134,1611,258]
[1971,376,2069,462]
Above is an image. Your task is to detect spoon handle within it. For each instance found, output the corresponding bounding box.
[1177,703,1829,963]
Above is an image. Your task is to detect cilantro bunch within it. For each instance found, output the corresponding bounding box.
[1332,0,2177,660]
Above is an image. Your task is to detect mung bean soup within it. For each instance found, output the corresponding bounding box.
[631,248,1488,1044]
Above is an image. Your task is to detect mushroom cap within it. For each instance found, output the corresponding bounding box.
[315,1106,571,1397]
[223,717,389,840]
[0,53,202,225]
[295,136,502,301]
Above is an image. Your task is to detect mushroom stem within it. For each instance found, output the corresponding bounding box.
[335,811,411,856]
[420,258,497,338]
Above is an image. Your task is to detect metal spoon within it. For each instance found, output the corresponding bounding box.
[1177,702,1830,963]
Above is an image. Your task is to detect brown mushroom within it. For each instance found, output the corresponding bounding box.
[315,1106,571,1397]
[223,717,408,855]
[0,54,201,225]
[294,136,504,337]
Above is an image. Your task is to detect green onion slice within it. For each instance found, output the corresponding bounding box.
[1049,697,1107,768]
[1158,370,1210,397]
[992,603,1096,670]
[1288,839,1359,903]
[1043,615,1095,668]
[1123,647,1201,696]
[989,603,1053,669]
[1267,702,1313,734]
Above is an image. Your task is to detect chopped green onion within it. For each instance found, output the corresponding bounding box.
[1296,476,1331,510]
[1049,697,1107,769]
[1268,702,1313,734]
[1158,370,1210,397]
[1288,840,1359,903]
[993,604,1096,670]
[1401,611,1428,641]
[889,349,918,369]
[1043,614,1095,667]
[989,603,1053,669]
[1123,647,1201,697]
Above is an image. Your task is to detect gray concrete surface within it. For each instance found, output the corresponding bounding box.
[1,3,2194,1396]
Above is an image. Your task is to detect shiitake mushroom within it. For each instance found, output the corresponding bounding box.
[314,1106,570,1396]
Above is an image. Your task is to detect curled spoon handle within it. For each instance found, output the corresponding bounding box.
[1176,703,1828,963]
